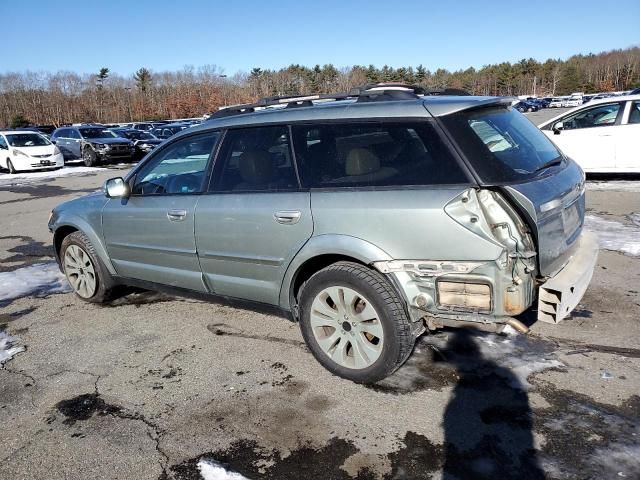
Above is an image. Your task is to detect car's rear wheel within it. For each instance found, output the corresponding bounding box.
[7,159,17,174]
[298,261,415,383]
[61,231,114,303]
[82,147,97,167]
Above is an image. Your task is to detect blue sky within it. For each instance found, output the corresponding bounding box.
[3,0,639,75]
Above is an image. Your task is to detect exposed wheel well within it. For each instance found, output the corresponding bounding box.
[54,226,78,257]
[290,254,367,313]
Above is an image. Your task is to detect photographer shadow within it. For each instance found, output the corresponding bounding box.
[441,328,545,479]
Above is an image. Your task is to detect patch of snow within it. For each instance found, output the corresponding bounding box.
[590,443,640,479]
[0,262,70,302]
[474,333,563,389]
[584,214,640,256]
[0,332,25,367]
[197,459,249,480]
[0,166,105,186]
[587,181,640,192]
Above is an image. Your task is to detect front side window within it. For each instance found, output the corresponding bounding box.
[211,125,298,192]
[131,132,219,195]
[5,133,51,147]
[292,121,468,188]
[68,129,81,139]
[560,103,622,130]
[440,106,563,183]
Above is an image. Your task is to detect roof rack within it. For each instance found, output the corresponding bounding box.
[208,83,471,120]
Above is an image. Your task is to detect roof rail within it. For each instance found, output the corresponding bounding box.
[207,83,471,120]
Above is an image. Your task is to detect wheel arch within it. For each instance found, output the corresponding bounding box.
[52,219,116,275]
[279,234,394,316]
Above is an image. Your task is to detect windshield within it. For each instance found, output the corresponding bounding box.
[79,128,116,139]
[5,133,51,147]
[127,130,155,140]
[440,106,563,183]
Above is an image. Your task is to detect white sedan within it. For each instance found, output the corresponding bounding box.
[0,130,64,173]
[538,95,640,173]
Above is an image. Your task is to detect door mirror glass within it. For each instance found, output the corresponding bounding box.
[103,177,130,198]
[553,121,564,134]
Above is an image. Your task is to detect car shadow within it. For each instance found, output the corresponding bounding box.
[440,328,545,479]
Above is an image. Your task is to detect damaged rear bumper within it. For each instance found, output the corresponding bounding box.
[537,232,598,323]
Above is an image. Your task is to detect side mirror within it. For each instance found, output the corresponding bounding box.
[103,177,130,198]
[0,144,6,150]
[552,121,564,134]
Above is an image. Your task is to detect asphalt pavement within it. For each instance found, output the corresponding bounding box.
[0,162,639,480]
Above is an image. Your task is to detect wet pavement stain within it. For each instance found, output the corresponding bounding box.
[106,290,177,308]
[167,437,377,480]
[207,323,306,349]
[0,185,97,205]
[0,235,54,271]
[55,393,122,426]
[0,307,36,332]
[535,385,640,479]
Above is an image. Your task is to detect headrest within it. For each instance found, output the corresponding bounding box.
[346,148,380,176]
[239,150,272,184]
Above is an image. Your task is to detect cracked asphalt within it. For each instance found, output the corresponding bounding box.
[0,165,639,479]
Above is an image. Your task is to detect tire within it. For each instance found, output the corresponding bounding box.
[298,261,414,383]
[82,147,97,167]
[7,159,17,174]
[60,231,116,303]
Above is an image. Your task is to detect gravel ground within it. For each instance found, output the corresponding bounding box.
[0,164,639,480]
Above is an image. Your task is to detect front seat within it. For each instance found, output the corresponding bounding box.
[235,150,273,190]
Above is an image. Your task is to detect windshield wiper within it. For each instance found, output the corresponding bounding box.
[534,157,563,173]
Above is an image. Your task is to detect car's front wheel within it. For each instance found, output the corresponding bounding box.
[298,261,415,383]
[7,159,17,174]
[61,231,114,303]
[82,147,97,167]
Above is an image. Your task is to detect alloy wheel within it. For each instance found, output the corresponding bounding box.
[309,286,384,369]
[64,244,97,298]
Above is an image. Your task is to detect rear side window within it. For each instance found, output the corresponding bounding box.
[210,125,298,192]
[292,121,468,188]
[440,106,563,183]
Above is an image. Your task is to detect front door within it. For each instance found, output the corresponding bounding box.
[548,102,623,172]
[102,131,220,291]
[195,125,313,305]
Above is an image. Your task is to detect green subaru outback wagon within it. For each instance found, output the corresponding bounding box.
[49,84,597,383]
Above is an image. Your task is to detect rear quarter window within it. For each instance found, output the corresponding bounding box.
[292,121,468,188]
[440,106,563,183]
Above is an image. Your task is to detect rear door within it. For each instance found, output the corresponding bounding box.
[194,125,313,305]
[102,132,219,291]
[615,100,640,171]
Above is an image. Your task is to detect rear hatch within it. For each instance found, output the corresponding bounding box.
[435,101,586,277]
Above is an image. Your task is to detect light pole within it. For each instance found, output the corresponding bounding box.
[218,74,228,106]
[124,87,132,121]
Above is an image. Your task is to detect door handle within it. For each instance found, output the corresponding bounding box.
[274,210,301,225]
[167,209,187,222]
